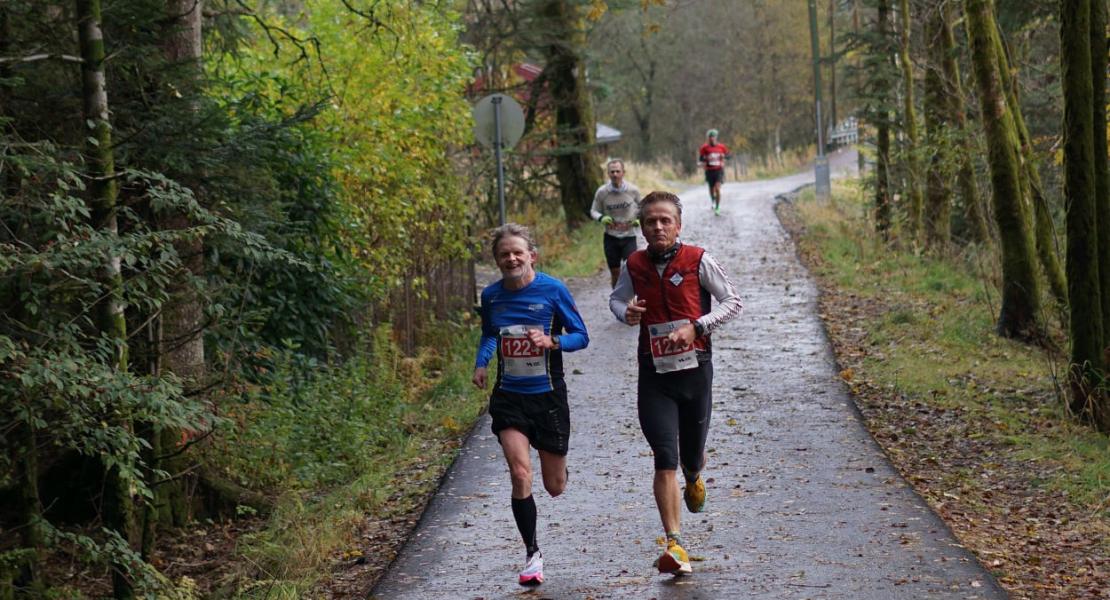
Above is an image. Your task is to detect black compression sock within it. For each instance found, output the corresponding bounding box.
[511,495,539,556]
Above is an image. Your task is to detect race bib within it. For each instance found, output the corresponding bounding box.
[499,325,547,378]
[706,152,722,168]
[648,319,697,373]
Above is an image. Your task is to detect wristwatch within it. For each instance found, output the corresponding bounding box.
[693,322,705,338]
[551,336,561,350]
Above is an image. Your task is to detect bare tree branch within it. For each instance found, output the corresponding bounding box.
[0,52,83,65]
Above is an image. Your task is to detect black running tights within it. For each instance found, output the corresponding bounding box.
[636,361,713,473]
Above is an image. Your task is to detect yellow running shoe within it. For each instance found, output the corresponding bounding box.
[654,538,692,575]
[684,473,706,513]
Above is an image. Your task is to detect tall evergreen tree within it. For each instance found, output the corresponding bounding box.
[990,23,1068,308]
[944,0,990,245]
[141,0,207,556]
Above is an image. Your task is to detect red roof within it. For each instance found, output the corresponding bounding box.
[470,62,546,105]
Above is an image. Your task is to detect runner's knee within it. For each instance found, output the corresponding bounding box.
[652,446,679,471]
[509,463,533,493]
[543,474,565,497]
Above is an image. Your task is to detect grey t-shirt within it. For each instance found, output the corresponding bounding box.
[590,182,642,239]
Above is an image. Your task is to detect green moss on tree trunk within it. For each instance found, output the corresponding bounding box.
[541,0,603,230]
[875,0,893,237]
[964,0,1042,340]
[1091,0,1110,343]
[942,1,990,245]
[1061,0,1108,429]
[77,0,136,596]
[990,22,1068,308]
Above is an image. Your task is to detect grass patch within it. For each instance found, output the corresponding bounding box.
[206,323,488,597]
[785,180,1110,597]
[790,180,1109,507]
[622,160,685,194]
[535,217,607,279]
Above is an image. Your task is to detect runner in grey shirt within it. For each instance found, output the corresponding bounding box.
[590,159,642,288]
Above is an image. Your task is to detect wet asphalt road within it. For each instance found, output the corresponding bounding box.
[370,150,1007,599]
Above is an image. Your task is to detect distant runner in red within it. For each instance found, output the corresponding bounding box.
[698,129,730,215]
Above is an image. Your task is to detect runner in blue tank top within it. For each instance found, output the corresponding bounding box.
[472,223,588,587]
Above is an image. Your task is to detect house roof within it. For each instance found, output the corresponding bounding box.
[596,122,621,144]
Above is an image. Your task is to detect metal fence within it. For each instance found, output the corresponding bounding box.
[387,257,477,355]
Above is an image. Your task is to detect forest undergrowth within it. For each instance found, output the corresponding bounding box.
[778,181,1109,600]
[37,324,491,599]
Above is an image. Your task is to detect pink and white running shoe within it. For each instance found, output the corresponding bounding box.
[518,552,544,586]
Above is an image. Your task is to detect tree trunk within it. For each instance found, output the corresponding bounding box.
[898,0,924,242]
[945,0,990,244]
[1062,0,1108,429]
[541,0,603,229]
[630,32,655,161]
[923,0,953,250]
[150,0,206,538]
[1092,0,1110,344]
[989,23,1069,308]
[76,0,136,596]
[159,0,205,389]
[875,0,893,237]
[964,0,1042,340]
[854,0,866,174]
[14,423,45,594]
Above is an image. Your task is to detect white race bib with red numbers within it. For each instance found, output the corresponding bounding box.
[648,319,697,373]
[706,152,723,168]
[500,325,547,377]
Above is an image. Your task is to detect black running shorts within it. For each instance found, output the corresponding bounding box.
[489,383,570,456]
[705,168,724,187]
[603,233,637,269]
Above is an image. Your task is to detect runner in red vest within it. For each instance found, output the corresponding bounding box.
[608,191,742,575]
[698,129,730,215]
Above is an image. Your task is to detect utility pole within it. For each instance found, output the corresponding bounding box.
[809,0,832,200]
[492,95,506,225]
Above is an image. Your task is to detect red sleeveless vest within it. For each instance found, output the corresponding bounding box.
[626,244,711,357]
